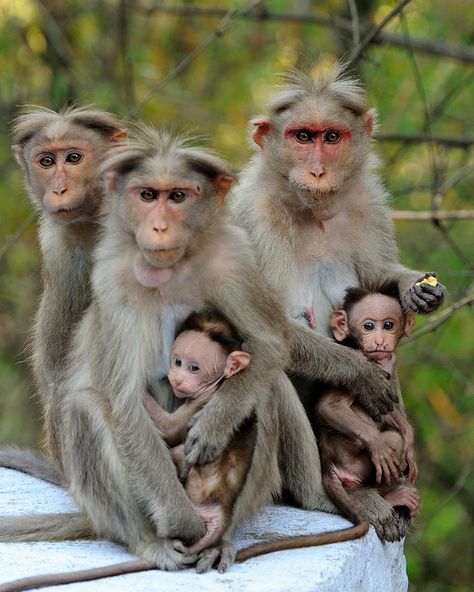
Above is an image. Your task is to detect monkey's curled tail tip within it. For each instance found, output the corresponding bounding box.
[235,521,369,563]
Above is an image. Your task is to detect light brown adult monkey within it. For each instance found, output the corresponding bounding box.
[0,128,288,571]
[230,63,444,537]
[0,106,127,477]
[316,283,420,541]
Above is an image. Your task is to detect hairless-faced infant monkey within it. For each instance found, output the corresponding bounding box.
[0,106,127,478]
[231,63,444,537]
[144,309,256,558]
[316,282,420,539]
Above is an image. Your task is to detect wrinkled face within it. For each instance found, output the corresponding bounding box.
[348,294,405,361]
[253,98,372,218]
[16,125,111,224]
[168,330,228,399]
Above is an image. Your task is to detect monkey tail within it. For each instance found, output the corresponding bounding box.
[235,521,370,562]
[0,446,64,487]
[0,512,95,542]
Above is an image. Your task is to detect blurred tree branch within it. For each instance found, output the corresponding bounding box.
[133,3,474,64]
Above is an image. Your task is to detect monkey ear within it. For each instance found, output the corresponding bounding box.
[224,351,251,378]
[251,118,271,149]
[108,129,128,144]
[364,110,374,136]
[104,170,117,194]
[403,315,415,337]
[11,144,26,168]
[214,175,235,206]
[330,309,350,342]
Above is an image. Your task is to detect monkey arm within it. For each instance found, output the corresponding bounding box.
[288,322,397,420]
[144,392,204,447]
[383,408,418,482]
[318,392,401,485]
[184,267,290,466]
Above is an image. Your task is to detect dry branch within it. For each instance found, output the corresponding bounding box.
[376,134,473,149]
[134,3,474,65]
[392,210,474,221]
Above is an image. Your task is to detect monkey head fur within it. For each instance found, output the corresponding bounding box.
[250,63,375,219]
[11,105,127,224]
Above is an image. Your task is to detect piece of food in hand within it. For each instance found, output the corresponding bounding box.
[416,274,438,287]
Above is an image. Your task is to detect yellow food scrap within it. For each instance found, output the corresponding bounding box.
[416,275,438,287]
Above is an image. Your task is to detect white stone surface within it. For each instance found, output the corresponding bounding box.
[0,468,408,591]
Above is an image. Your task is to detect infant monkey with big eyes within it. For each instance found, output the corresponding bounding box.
[316,281,420,537]
[144,310,255,559]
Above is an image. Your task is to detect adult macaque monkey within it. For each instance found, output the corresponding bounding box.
[230,63,444,537]
[0,128,289,571]
[0,106,127,474]
[317,283,419,540]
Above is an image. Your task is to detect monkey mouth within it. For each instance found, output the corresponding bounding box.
[51,206,83,222]
[366,350,393,361]
[143,247,186,268]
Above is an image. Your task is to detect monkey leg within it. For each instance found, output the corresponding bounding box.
[61,389,198,570]
[275,373,337,513]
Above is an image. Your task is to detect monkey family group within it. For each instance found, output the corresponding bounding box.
[0,63,444,580]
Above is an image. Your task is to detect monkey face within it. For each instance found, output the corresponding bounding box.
[18,127,112,223]
[347,294,407,359]
[168,331,228,400]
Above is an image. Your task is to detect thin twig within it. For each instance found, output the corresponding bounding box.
[0,211,37,264]
[346,0,360,47]
[376,134,473,149]
[392,210,474,221]
[404,294,474,342]
[348,0,413,65]
[128,0,265,118]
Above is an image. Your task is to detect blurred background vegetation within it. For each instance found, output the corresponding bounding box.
[0,1,472,589]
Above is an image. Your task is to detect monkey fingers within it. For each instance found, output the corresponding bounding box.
[135,538,198,571]
[184,407,231,465]
[405,448,418,483]
[404,282,445,314]
[196,541,236,574]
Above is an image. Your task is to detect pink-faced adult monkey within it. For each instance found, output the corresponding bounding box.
[316,283,419,540]
[1,106,127,475]
[231,63,444,538]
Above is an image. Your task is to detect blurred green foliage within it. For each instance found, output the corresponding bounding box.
[0,1,472,590]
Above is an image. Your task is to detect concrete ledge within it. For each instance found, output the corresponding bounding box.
[0,468,407,591]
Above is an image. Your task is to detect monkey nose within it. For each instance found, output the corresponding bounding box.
[53,187,67,196]
[310,169,325,179]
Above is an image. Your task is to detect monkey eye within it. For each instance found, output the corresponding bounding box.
[188,363,200,374]
[383,321,395,330]
[65,151,83,164]
[294,130,313,143]
[140,188,157,202]
[172,356,182,368]
[324,131,341,144]
[363,321,375,331]
[38,154,55,168]
[169,190,187,203]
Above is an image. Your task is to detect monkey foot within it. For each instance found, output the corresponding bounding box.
[196,541,236,574]
[135,539,197,571]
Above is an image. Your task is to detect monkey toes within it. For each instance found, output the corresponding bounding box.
[135,539,197,570]
[196,541,236,574]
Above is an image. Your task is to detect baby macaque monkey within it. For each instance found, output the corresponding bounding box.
[144,311,255,557]
[316,283,419,536]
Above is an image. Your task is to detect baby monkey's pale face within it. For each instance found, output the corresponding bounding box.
[348,294,406,360]
[168,330,228,399]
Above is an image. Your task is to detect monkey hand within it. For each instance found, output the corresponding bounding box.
[367,434,403,485]
[403,273,446,314]
[351,356,398,421]
[184,404,232,465]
